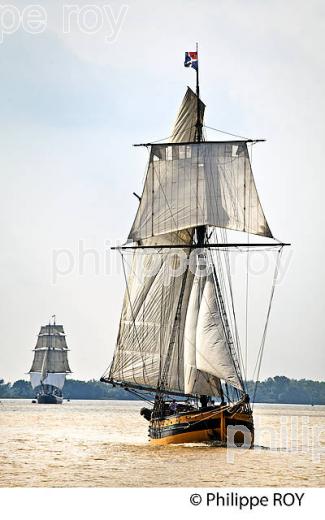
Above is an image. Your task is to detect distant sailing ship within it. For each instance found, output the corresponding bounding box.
[101,48,288,445]
[29,316,71,404]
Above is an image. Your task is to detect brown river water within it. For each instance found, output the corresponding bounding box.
[0,399,324,487]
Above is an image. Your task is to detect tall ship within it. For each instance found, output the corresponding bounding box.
[101,48,288,445]
[29,316,71,404]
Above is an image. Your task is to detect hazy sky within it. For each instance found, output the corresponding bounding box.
[0,0,324,383]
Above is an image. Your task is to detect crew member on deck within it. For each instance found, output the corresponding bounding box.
[169,399,177,414]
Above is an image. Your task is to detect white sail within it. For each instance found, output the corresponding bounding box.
[107,233,193,392]
[184,267,222,396]
[40,348,48,383]
[42,372,66,389]
[106,89,203,394]
[30,372,66,390]
[108,245,230,396]
[129,142,272,242]
[29,323,71,389]
[36,325,68,349]
[29,349,71,373]
[105,88,247,397]
[170,87,205,142]
[196,274,243,390]
[30,372,42,389]
[183,270,203,393]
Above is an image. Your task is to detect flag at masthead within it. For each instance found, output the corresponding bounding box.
[184,42,202,142]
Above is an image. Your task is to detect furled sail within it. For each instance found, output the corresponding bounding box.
[128,141,272,241]
[29,323,71,389]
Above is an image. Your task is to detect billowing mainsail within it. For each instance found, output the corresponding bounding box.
[129,141,272,242]
[29,323,71,390]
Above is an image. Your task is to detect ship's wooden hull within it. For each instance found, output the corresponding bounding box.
[37,393,63,404]
[149,406,254,447]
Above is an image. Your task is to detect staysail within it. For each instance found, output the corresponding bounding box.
[195,273,242,389]
[29,323,71,390]
[183,264,223,396]
[104,86,271,397]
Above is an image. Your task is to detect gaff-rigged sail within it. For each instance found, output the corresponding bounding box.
[29,323,71,390]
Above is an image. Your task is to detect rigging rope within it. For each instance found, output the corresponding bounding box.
[136,123,252,145]
[244,142,254,381]
[123,387,155,404]
[203,124,250,141]
[218,228,246,384]
[251,247,284,407]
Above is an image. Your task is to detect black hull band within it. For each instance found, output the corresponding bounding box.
[37,394,63,404]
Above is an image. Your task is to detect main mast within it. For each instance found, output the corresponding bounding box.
[194,46,222,405]
[194,43,205,248]
[158,46,203,399]
[195,42,203,144]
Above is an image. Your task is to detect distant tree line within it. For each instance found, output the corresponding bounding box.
[0,376,324,404]
[0,378,137,400]
[246,376,325,405]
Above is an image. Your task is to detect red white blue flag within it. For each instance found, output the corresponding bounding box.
[184,51,198,71]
